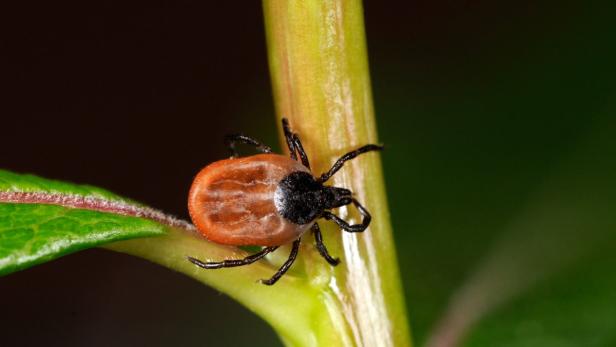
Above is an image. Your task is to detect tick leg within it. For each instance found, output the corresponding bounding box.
[312,223,340,266]
[282,118,311,168]
[282,118,297,161]
[224,134,273,158]
[260,238,301,285]
[187,246,278,269]
[323,198,372,233]
[317,144,384,183]
[292,133,311,169]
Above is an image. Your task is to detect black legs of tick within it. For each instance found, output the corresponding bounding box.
[187,239,302,286]
[323,198,372,233]
[225,134,272,158]
[312,223,340,266]
[282,118,296,159]
[187,246,278,269]
[318,144,384,183]
[260,238,301,285]
[282,118,311,169]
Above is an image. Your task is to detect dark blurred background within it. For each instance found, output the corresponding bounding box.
[2,1,616,346]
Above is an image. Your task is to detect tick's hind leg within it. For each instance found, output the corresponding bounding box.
[260,238,301,285]
[187,246,278,269]
[312,223,340,266]
[224,134,273,158]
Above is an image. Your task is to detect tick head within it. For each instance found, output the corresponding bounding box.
[276,171,354,225]
[322,186,352,209]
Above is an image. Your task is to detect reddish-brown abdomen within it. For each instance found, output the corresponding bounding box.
[188,154,313,246]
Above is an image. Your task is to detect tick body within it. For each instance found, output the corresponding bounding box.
[188,154,312,246]
[187,118,383,285]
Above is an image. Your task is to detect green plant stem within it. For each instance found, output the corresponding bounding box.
[264,1,412,346]
[106,228,347,347]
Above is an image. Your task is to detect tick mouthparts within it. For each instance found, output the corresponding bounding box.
[326,187,353,208]
[326,186,350,197]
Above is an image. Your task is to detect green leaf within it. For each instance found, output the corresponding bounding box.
[0,170,166,275]
[0,169,133,202]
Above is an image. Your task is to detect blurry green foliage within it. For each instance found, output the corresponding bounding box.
[368,2,616,345]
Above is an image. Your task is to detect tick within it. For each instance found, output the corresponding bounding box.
[187,118,383,285]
